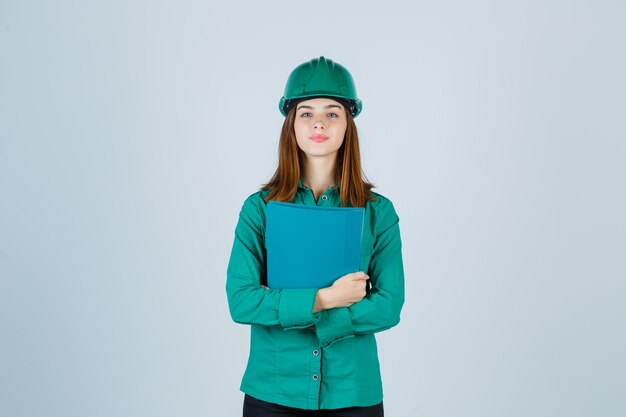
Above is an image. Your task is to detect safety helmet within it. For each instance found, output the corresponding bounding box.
[278,56,363,118]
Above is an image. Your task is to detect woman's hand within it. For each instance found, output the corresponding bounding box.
[314,272,369,312]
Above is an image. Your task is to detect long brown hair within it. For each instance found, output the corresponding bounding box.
[261,103,377,207]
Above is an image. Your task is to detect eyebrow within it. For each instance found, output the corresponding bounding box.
[296,104,343,111]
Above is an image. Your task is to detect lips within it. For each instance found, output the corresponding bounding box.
[310,134,329,143]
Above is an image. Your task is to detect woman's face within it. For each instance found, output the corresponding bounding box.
[293,97,348,160]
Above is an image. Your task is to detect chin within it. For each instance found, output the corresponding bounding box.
[304,150,340,158]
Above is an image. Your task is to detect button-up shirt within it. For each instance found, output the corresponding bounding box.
[225,179,405,410]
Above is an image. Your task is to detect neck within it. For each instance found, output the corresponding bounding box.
[301,154,338,197]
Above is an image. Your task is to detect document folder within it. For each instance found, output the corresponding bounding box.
[265,201,365,289]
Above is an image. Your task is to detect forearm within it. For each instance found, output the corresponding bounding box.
[227,196,322,329]
[228,275,320,329]
[314,212,405,346]
[313,288,334,313]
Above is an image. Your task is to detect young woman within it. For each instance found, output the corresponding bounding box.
[226,56,405,417]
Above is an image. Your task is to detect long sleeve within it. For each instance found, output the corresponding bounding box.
[225,193,321,330]
[314,197,405,347]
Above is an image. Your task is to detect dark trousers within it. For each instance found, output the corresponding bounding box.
[243,394,384,417]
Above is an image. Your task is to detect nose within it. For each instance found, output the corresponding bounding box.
[313,118,325,129]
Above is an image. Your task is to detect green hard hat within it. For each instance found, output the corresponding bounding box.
[279,56,363,118]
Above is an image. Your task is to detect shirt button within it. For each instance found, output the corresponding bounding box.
[313,349,319,356]
[321,195,328,201]
[312,374,319,381]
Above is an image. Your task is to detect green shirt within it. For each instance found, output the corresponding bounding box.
[225,179,405,410]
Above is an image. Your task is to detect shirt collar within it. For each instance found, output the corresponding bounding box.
[298,178,340,191]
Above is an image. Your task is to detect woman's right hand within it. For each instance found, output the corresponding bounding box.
[316,272,369,311]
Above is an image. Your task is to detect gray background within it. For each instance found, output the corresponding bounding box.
[1,1,625,416]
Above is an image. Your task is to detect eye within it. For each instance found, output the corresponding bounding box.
[299,112,339,118]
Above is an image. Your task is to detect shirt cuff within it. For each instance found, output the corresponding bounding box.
[278,288,319,329]
[315,307,355,347]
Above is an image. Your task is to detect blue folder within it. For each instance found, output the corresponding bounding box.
[265,201,365,289]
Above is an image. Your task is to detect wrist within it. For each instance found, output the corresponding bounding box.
[314,288,334,312]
